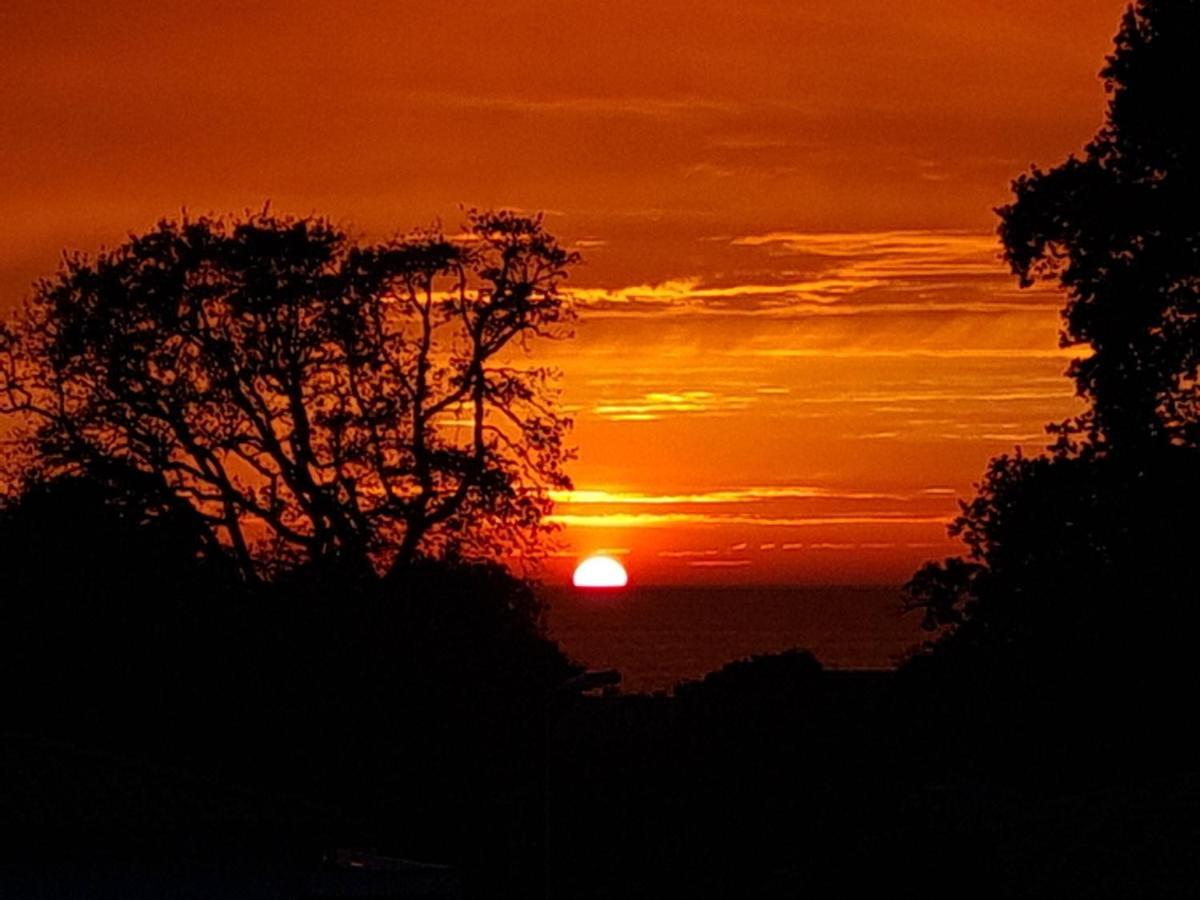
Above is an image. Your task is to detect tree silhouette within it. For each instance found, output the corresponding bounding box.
[0,209,578,579]
[906,0,1200,702]
[998,0,1200,453]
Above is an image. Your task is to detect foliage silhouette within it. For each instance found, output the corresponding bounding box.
[0,471,579,887]
[0,472,222,752]
[674,648,823,708]
[998,0,1200,452]
[0,206,586,896]
[906,1,1200,765]
[0,209,578,580]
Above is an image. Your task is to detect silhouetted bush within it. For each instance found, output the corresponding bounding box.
[0,473,578,871]
[675,648,822,707]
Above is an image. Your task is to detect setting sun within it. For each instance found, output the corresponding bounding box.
[572,555,629,589]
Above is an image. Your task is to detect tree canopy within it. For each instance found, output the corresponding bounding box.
[0,209,579,580]
[907,0,1200,676]
[998,0,1200,452]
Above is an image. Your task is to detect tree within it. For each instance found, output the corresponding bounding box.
[906,0,1200,681]
[0,209,579,580]
[997,0,1200,453]
[902,450,1196,654]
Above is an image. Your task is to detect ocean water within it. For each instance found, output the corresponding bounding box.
[541,584,927,694]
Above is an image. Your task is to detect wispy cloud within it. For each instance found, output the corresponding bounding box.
[567,230,1060,319]
[590,390,754,421]
[578,380,1075,423]
[738,347,1081,360]
[406,92,792,121]
[730,230,1003,277]
[570,276,880,311]
[551,486,924,505]
[547,512,954,529]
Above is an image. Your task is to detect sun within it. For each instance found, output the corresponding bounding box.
[572,555,629,589]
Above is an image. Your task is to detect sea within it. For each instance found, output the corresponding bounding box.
[541,584,927,694]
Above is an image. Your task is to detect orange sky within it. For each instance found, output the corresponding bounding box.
[0,1,1130,583]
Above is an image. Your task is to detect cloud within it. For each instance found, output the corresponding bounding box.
[570,276,882,312]
[405,92,807,122]
[576,378,1075,424]
[730,230,1003,274]
[551,486,924,505]
[546,512,953,529]
[738,348,1081,360]
[590,389,754,421]
[566,230,1064,320]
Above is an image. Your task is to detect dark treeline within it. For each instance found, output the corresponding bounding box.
[0,473,579,894]
[4,0,1200,896]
